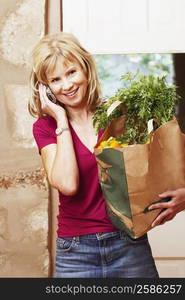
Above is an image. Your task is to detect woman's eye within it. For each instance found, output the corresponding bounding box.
[51,77,60,83]
[69,70,76,75]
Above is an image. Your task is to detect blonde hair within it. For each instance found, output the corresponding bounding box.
[28,32,102,118]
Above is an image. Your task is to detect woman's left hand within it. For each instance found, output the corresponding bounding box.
[149,188,185,227]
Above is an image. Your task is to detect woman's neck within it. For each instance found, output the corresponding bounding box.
[67,107,93,125]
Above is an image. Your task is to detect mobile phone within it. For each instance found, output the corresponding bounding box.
[46,86,57,104]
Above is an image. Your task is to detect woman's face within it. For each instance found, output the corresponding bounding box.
[46,56,88,108]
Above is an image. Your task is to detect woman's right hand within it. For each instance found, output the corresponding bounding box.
[39,83,67,121]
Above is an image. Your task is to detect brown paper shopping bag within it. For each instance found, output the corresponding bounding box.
[94,113,185,238]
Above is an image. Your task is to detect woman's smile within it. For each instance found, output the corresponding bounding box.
[62,87,79,98]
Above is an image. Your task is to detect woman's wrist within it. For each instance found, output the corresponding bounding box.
[56,114,69,128]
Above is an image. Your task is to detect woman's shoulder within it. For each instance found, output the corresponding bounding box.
[33,116,57,138]
[32,116,57,151]
[33,115,56,129]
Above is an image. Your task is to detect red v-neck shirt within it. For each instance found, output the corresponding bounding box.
[33,116,117,237]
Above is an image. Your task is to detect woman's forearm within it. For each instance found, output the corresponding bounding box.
[50,116,79,195]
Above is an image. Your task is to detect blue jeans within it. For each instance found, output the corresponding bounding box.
[55,231,159,278]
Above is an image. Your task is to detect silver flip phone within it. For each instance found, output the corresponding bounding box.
[46,86,57,104]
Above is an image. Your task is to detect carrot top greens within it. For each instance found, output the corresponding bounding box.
[93,72,181,144]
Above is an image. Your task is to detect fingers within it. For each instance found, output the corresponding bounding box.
[39,83,47,106]
[160,214,175,225]
[151,205,176,227]
[149,188,185,228]
[38,83,66,119]
[151,211,176,227]
[149,201,171,210]
[38,83,53,115]
[149,190,176,211]
[158,190,176,198]
[151,209,167,227]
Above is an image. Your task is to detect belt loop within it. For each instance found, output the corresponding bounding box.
[74,236,80,243]
[119,230,124,239]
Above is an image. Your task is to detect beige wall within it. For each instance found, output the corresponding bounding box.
[0,0,50,277]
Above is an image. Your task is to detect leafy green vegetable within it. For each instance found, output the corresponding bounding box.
[93,72,181,144]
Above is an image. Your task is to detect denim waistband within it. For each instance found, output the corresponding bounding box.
[72,230,126,242]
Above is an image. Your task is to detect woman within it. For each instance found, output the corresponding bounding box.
[28,32,185,278]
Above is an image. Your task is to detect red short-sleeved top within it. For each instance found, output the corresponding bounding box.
[33,116,117,237]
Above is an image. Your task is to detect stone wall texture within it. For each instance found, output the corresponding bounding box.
[0,0,50,277]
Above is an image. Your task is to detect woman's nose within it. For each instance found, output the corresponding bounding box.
[61,78,73,91]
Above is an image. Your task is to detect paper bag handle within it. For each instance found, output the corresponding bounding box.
[147,118,161,134]
[107,103,160,133]
[107,100,126,117]
[143,196,171,214]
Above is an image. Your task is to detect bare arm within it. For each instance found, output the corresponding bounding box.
[39,84,79,196]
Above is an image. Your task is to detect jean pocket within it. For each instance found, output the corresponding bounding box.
[125,233,148,244]
[56,237,77,253]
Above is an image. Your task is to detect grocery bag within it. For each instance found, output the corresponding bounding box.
[94,110,185,238]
